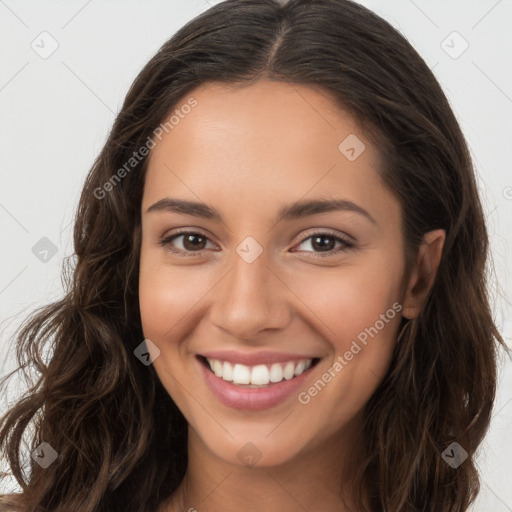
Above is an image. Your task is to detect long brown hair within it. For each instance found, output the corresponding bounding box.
[0,0,506,510]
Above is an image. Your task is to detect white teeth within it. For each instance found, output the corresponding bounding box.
[283,362,295,380]
[251,364,270,385]
[212,359,223,377]
[269,363,283,383]
[222,361,233,382]
[294,361,306,376]
[232,364,251,385]
[205,358,314,386]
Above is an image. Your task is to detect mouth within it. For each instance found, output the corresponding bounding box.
[198,355,320,387]
[197,353,321,410]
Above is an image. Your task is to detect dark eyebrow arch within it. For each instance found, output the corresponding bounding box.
[146,197,377,225]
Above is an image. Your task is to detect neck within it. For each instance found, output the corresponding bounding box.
[164,413,370,512]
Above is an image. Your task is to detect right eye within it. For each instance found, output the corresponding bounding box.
[159,230,218,256]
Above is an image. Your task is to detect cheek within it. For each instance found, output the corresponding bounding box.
[294,256,403,346]
[138,253,203,413]
[138,252,206,341]
[291,254,403,424]
[139,269,178,342]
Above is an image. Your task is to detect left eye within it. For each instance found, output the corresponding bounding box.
[295,233,353,254]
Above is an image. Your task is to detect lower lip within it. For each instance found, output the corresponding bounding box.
[199,359,315,410]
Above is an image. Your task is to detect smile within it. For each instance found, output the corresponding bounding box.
[204,358,314,386]
[197,352,321,410]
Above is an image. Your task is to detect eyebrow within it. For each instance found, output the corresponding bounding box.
[146,197,377,225]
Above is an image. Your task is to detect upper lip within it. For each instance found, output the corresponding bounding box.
[199,350,319,366]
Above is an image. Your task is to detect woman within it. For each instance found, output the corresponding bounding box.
[0,0,506,510]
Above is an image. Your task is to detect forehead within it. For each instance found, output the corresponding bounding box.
[142,80,398,225]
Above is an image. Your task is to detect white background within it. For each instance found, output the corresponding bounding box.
[1,1,511,510]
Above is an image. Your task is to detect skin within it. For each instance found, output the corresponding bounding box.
[138,80,445,512]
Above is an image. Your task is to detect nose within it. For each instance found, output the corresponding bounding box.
[208,248,292,343]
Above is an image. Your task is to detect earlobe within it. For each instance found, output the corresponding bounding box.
[402,229,446,319]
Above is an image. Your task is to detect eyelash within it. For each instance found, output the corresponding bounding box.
[159,228,354,258]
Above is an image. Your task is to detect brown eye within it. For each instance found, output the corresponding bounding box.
[295,232,353,257]
[181,233,207,251]
[311,235,336,252]
[159,231,216,255]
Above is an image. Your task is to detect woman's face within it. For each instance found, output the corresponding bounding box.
[139,80,409,468]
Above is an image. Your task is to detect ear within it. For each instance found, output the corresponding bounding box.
[402,229,446,319]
